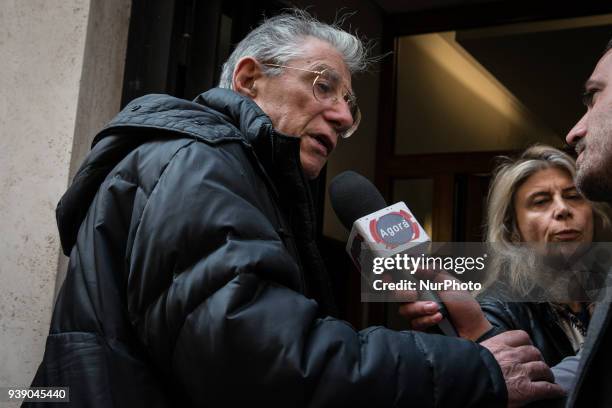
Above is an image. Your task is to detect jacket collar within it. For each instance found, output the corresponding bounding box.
[194,89,306,200]
[96,89,304,189]
[193,88,272,146]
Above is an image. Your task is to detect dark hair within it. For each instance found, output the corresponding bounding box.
[606,37,612,54]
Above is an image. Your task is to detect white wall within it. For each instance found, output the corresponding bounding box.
[0,0,131,397]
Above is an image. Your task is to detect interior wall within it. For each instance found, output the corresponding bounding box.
[394,33,561,155]
[0,0,131,394]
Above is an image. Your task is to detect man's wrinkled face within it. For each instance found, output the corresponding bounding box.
[566,50,612,201]
[252,38,355,179]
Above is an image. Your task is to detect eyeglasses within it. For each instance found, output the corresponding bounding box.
[262,63,361,138]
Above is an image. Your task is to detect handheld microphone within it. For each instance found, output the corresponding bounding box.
[329,171,458,337]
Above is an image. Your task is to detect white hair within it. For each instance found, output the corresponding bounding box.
[218,9,372,89]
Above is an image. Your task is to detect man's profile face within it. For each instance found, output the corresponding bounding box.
[566,49,612,201]
[253,38,355,179]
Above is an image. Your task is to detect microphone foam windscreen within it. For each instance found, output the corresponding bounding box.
[329,171,387,231]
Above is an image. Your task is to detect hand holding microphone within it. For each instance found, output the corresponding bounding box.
[329,170,459,336]
[398,290,492,341]
[329,171,566,405]
[329,171,491,341]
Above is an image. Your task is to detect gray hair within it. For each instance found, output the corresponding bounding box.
[484,145,610,296]
[218,9,371,89]
[606,37,612,54]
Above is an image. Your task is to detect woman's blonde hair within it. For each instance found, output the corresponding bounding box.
[484,144,610,295]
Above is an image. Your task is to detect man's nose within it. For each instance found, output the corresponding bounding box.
[325,100,354,135]
[566,113,587,146]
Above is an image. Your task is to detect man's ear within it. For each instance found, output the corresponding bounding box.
[233,57,262,98]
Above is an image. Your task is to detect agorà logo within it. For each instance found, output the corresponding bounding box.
[369,210,420,248]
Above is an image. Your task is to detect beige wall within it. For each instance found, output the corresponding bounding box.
[0,0,130,395]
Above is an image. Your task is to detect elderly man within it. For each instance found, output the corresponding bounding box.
[565,37,612,408]
[29,11,561,407]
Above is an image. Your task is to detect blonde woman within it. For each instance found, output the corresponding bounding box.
[400,145,610,369]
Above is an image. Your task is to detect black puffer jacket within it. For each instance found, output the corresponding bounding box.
[28,89,506,407]
[479,298,577,366]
